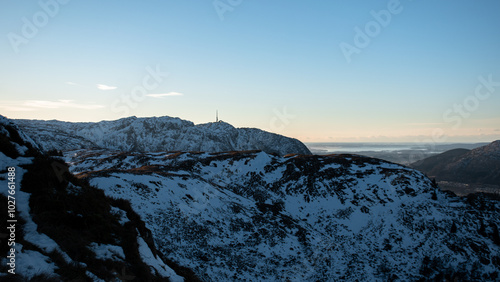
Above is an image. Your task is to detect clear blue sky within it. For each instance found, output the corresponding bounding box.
[1,0,499,142]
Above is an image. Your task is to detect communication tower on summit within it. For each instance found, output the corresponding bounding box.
[216,110,219,122]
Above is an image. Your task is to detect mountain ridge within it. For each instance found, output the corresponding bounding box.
[4,115,500,280]
[14,115,311,156]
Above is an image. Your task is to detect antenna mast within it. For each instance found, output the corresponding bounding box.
[216,110,218,122]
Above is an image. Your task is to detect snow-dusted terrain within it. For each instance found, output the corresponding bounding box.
[14,116,311,155]
[66,148,500,281]
[3,114,500,280]
[0,115,189,281]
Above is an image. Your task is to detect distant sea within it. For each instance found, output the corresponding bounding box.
[305,142,488,165]
[306,143,429,154]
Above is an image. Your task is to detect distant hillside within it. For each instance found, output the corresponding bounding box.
[411,140,500,186]
[14,116,311,156]
[411,148,470,173]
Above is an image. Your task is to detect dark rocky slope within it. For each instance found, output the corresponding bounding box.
[412,140,500,186]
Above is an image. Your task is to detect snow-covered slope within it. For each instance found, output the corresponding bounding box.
[67,149,500,281]
[0,115,193,281]
[14,116,311,155]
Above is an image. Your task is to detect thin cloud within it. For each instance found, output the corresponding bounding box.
[406,122,445,126]
[66,81,81,86]
[0,106,36,112]
[146,92,184,98]
[97,84,117,90]
[0,100,105,111]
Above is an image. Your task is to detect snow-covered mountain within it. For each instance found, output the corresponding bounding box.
[4,115,500,280]
[66,148,500,281]
[14,116,311,155]
[0,115,196,281]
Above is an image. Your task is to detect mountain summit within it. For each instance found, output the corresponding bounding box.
[14,116,311,155]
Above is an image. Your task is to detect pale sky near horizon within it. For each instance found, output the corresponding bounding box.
[1,0,499,142]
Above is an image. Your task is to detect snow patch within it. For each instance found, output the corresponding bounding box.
[110,206,130,225]
[136,236,184,281]
[14,244,58,279]
[89,243,125,261]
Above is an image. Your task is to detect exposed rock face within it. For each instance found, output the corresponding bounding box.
[15,116,312,155]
